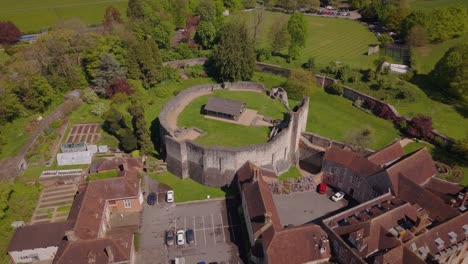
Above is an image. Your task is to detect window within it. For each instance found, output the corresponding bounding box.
[371,189,381,198]
[351,175,360,186]
[124,199,131,208]
[19,256,29,260]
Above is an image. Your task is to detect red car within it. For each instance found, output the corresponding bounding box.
[318,183,327,194]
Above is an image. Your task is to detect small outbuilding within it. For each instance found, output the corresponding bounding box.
[205,97,246,120]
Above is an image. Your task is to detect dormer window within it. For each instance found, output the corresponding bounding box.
[435,238,444,249]
[463,225,468,235]
[448,232,457,243]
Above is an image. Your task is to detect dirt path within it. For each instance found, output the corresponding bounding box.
[166,90,212,132]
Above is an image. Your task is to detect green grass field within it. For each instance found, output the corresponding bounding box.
[178,90,288,147]
[149,172,229,202]
[409,0,468,10]
[412,34,468,74]
[87,169,119,181]
[0,0,128,33]
[278,166,302,181]
[251,11,379,69]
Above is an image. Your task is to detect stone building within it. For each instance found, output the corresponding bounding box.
[322,142,438,203]
[237,162,331,264]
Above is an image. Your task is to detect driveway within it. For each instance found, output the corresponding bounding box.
[273,188,354,226]
[137,176,244,264]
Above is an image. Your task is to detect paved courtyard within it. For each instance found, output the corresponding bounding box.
[273,188,352,226]
[137,176,244,264]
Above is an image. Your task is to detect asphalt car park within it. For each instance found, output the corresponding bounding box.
[168,200,243,264]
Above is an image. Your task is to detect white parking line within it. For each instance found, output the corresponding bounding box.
[211,214,216,244]
[219,214,226,242]
[202,216,207,245]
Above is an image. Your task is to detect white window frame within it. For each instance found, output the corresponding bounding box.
[124,199,131,208]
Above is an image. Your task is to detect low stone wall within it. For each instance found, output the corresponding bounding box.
[163,58,208,68]
[159,81,309,187]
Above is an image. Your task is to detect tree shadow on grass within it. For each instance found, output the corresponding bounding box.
[410,73,468,118]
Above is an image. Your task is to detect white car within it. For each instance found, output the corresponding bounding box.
[331,191,345,202]
[166,190,174,203]
[176,229,185,245]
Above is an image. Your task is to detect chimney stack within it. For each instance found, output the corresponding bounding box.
[65,230,78,242]
[252,166,260,182]
[253,211,274,240]
[105,246,114,262]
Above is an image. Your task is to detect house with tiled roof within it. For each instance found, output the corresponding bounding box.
[7,158,143,264]
[237,162,331,264]
[322,141,438,203]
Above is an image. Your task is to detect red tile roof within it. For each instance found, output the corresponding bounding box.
[386,148,437,193]
[266,224,331,264]
[324,146,382,177]
[8,221,73,252]
[73,170,140,240]
[53,234,133,264]
[367,141,404,167]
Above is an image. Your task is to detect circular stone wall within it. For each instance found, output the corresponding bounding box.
[159,81,310,187]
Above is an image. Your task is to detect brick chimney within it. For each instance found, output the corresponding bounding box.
[253,211,273,240]
[460,192,468,207]
[105,246,114,263]
[65,230,78,242]
[252,166,260,183]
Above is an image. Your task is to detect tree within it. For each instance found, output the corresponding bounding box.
[406,115,434,140]
[0,21,21,45]
[453,134,468,162]
[0,92,23,124]
[106,78,133,98]
[426,7,466,42]
[128,102,154,155]
[378,33,393,47]
[285,68,315,99]
[406,25,428,47]
[119,128,138,152]
[278,0,298,11]
[212,20,255,82]
[197,0,221,22]
[195,21,217,48]
[399,11,427,39]
[298,0,320,11]
[0,183,12,219]
[287,13,307,60]
[14,76,55,112]
[270,19,290,54]
[103,6,123,32]
[173,0,190,28]
[103,107,127,134]
[242,0,256,9]
[302,57,315,72]
[431,43,467,103]
[252,9,265,46]
[224,0,241,10]
[93,52,126,95]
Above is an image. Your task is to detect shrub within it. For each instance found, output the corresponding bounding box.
[302,57,315,72]
[162,66,181,82]
[90,102,108,116]
[185,65,207,78]
[0,21,21,45]
[405,115,434,140]
[325,82,343,96]
[256,48,272,62]
[106,78,133,98]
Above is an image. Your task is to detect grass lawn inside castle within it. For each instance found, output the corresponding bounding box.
[178,90,288,147]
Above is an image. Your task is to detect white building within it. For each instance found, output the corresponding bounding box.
[57,151,92,166]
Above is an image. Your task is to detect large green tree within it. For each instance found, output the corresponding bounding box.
[93,52,127,95]
[287,12,307,60]
[195,21,217,49]
[212,20,255,82]
[431,43,467,104]
[270,19,290,54]
[14,76,55,112]
[128,102,154,155]
[285,68,315,99]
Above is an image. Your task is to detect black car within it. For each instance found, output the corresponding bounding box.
[166,229,175,246]
[147,192,156,205]
[186,228,194,244]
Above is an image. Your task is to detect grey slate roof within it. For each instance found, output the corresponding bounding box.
[205,97,245,116]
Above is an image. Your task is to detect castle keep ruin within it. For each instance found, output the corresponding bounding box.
[158,82,309,187]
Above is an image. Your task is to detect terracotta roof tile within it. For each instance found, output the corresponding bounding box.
[73,172,140,240]
[267,224,331,264]
[367,141,404,167]
[324,146,382,177]
[53,235,133,264]
[386,148,437,192]
[8,221,73,252]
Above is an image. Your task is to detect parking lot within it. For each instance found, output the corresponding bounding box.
[273,188,354,226]
[137,176,244,264]
[168,200,243,264]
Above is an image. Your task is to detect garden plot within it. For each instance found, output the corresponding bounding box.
[66,123,101,144]
[30,183,78,224]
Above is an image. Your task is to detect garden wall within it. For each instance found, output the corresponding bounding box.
[159,81,309,187]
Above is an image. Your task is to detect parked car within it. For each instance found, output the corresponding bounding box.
[176,229,185,245]
[147,192,156,205]
[186,228,194,244]
[166,190,174,203]
[331,191,345,202]
[166,229,174,246]
[318,183,327,194]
